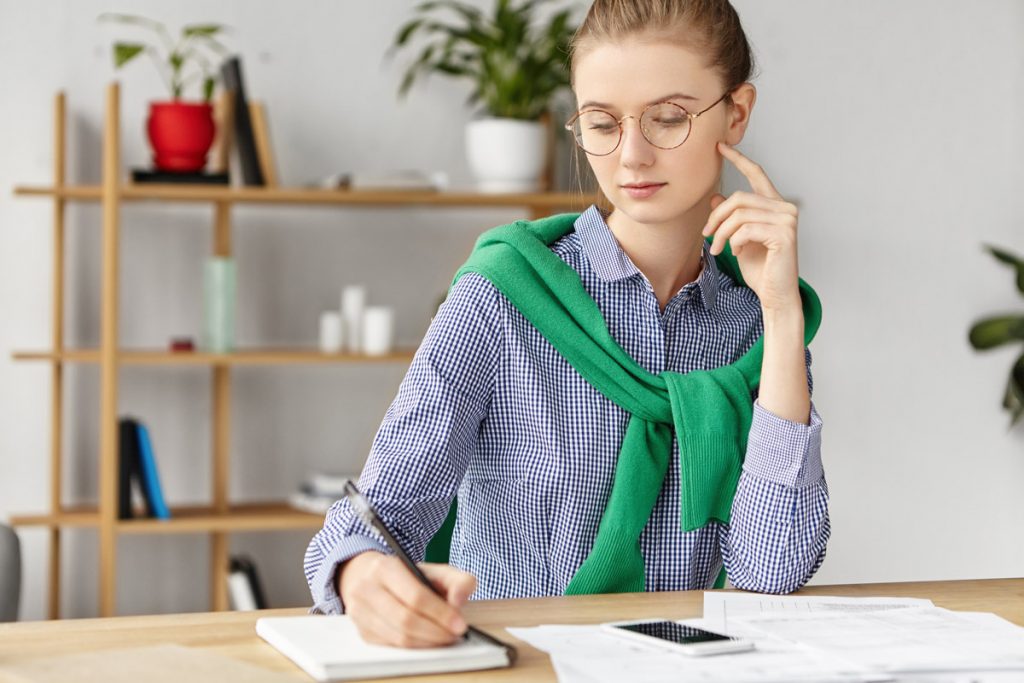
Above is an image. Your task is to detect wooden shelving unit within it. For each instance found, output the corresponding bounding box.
[10,83,596,618]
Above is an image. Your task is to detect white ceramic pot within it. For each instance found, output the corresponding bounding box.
[465,117,546,193]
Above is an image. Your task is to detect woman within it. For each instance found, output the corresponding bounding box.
[305,0,829,648]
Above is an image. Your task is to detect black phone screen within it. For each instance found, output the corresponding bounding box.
[614,621,733,644]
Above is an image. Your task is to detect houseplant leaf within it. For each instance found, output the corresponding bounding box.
[1004,352,1024,426]
[113,43,145,68]
[984,244,1024,295]
[183,24,224,37]
[968,315,1024,350]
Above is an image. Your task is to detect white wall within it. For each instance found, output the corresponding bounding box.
[1,0,1022,621]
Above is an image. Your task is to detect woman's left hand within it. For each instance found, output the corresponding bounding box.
[702,141,801,313]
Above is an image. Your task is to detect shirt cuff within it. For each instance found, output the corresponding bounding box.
[742,399,824,488]
[308,535,391,615]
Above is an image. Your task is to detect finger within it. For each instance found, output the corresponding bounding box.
[728,223,776,256]
[709,192,727,212]
[422,563,477,609]
[716,142,783,199]
[709,209,790,255]
[703,191,795,237]
[381,558,468,637]
[353,586,458,648]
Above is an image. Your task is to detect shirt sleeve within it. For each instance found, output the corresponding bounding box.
[717,346,831,594]
[303,273,503,614]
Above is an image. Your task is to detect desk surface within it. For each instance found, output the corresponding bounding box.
[1,578,1021,682]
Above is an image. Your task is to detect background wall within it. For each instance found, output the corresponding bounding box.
[1,1,1022,621]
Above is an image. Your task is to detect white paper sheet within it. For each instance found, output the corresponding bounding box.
[507,621,889,683]
[702,591,935,632]
[731,606,1024,673]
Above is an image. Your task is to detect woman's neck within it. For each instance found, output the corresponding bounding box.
[605,197,713,312]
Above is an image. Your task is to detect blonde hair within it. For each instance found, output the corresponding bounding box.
[569,0,755,100]
[566,0,757,210]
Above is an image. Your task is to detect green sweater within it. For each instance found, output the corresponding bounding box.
[450,212,822,595]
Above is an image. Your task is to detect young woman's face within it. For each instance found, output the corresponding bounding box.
[572,38,743,227]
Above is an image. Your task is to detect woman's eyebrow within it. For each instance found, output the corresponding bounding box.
[578,92,699,110]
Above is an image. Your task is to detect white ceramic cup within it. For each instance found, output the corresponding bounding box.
[341,285,367,353]
[319,311,343,353]
[361,306,394,356]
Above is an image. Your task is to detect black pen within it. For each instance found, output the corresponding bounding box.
[342,480,517,662]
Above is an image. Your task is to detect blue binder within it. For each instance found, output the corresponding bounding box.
[134,420,170,519]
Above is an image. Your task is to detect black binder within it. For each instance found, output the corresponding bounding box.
[219,56,265,186]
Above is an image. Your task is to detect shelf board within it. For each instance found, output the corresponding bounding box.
[11,347,416,366]
[14,184,596,208]
[10,502,325,534]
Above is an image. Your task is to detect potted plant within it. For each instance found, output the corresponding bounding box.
[968,244,1024,427]
[99,13,229,173]
[389,0,578,193]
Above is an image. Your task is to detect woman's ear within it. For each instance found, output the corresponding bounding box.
[724,82,756,145]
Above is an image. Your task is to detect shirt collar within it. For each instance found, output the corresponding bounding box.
[574,204,720,313]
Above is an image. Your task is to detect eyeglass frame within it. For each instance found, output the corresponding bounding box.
[564,87,736,156]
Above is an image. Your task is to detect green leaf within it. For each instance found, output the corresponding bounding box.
[395,19,424,48]
[113,43,145,68]
[98,13,165,31]
[169,52,184,72]
[984,244,1024,296]
[203,76,215,102]
[1005,353,1024,426]
[183,24,223,37]
[390,0,577,117]
[968,315,1024,350]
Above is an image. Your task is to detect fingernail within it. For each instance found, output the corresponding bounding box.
[451,616,467,634]
[702,225,711,235]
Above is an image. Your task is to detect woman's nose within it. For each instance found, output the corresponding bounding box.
[618,117,654,167]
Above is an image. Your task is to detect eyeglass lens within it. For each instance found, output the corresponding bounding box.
[571,102,691,155]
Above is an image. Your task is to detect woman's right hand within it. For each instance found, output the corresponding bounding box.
[337,551,478,648]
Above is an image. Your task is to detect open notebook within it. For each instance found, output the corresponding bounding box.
[256,615,515,681]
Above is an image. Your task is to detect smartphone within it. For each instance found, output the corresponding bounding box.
[601,619,755,656]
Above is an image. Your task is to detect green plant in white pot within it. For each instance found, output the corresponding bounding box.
[390,0,578,193]
[968,244,1024,427]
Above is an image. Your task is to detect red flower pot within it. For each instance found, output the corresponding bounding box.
[146,101,216,172]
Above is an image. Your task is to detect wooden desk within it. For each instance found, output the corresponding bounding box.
[1,578,1021,682]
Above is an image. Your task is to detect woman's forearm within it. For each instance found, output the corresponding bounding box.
[757,303,810,424]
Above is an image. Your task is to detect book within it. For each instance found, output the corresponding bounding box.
[220,56,265,186]
[256,615,514,681]
[248,101,278,186]
[130,169,230,184]
[134,420,170,519]
[288,472,361,514]
[319,170,448,191]
[117,419,137,520]
[118,417,153,518]
[227,555,267,610]
[209,89,235,174]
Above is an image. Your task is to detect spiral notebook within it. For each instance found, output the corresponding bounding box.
[256,615,515,681]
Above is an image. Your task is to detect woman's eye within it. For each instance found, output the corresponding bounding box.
[587,124,618,135]
[652,117,686,127]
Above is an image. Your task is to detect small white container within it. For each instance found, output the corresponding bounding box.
[361,306,394,356]
[341,285,367,353]
[319,311,343,354]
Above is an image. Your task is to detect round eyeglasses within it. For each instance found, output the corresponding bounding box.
[564,89,734,156]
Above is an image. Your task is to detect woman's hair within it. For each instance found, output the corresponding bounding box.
[566,0,757,207]
[569,0,756,101]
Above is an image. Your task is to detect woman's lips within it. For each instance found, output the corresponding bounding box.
[622,183,666,199]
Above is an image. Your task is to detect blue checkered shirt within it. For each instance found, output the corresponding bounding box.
[304,204,829,614]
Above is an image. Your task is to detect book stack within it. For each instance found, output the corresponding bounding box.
[318,170,449,192]
[289,472,360,515]
[118,417,170,520]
